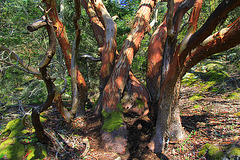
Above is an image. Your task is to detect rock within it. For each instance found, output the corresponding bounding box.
[0,138,25,159]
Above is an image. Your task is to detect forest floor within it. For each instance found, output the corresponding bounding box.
[0,64,240,159]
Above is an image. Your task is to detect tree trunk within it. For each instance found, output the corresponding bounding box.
[167,78,187,142]
[28,16,57,143]
[100,0,155,155]
[148,0,240,154]
[43,0,87,119]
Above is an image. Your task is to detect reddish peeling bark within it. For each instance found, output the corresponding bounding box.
[146,0,184,110]
[82,0,151,119]
[70,0,85,117]
[99,0,155,155]
[158,0,240,100]
[146,20,166,107]
[92,0,117,103]
[81,0,105,47]
[181,16,240,77]
[102,0,155,112]
[182,0,240,62]
[167,0,203,144]
[148,0,199,153]
[162,0,195,80]
[42,0,87,119]
[149,0,240,154]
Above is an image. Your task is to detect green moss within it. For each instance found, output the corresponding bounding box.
[201,81,216,92]
[234,112,240,116]
[198,143,240,160]
[135,99,145,109]
[205,63,224,71]
[116,103,124,112]
[198,143,211,157]
[26,143,47,160]
[189,93,203,101]
[102,109,123,132]
[211,87,219,92]
[1,118,25,138]
[0,138,25,159]
[208,145,223,160]
[21,129,30,135]
[206,70,229,82]
[40,115,48,123]
[227,147,240,158]
[182,73,198,86]
[228,92,240,100]
[193,105,201,109]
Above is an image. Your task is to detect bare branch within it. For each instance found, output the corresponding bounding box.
[0,45,40,76]
[80,54,101,61]
[150,0,162,27]
[27,19,47,32]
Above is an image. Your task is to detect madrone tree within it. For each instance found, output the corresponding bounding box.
[1,0,240,157]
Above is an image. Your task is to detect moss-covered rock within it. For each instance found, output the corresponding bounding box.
[227,147,240,159]
[1,118,25,138]
[228,92,240,100]
[26,143,47,160]
[205,63,225,71]
[0,138,25,159]
[199,143,223,160]
[199,143,240,159]
[206,70,229,82]
[0,116,48,159]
